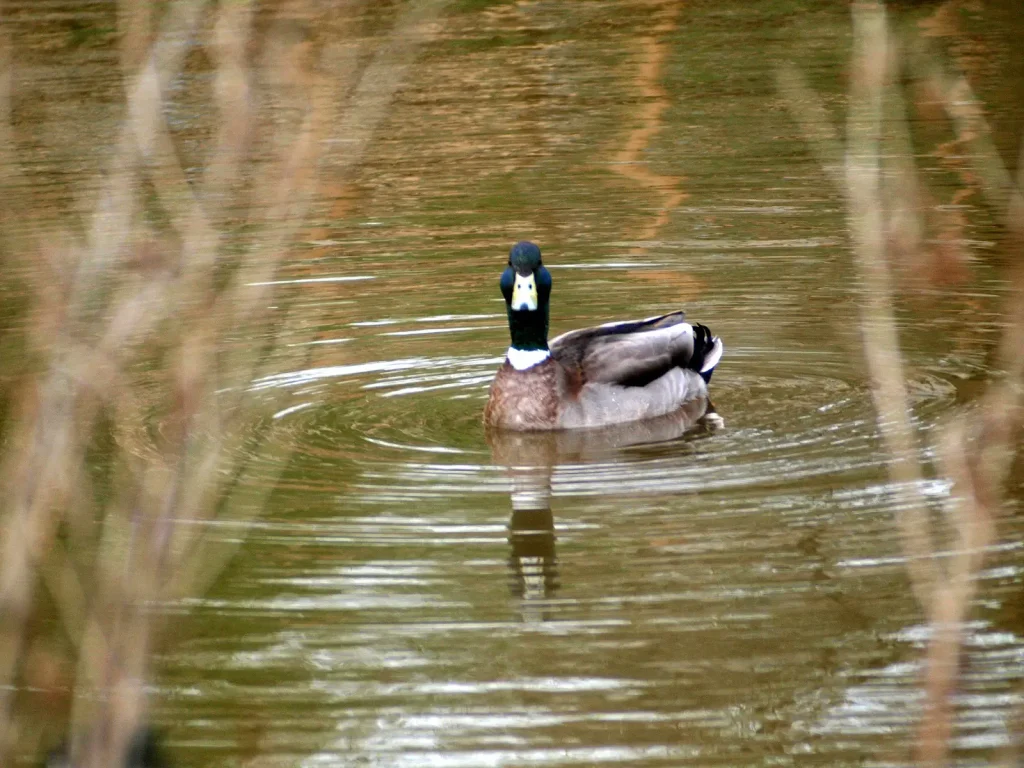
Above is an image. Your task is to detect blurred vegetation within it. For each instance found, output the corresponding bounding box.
[781,3,1023,765]
[0,0,448,765]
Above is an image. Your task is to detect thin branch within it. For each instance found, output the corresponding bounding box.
[845,2,941,613]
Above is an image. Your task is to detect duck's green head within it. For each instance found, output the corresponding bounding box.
[500,241,551,351]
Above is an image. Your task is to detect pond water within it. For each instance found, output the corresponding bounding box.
[5,0,1024,766]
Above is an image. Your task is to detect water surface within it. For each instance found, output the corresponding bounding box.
[6,0,1024,765]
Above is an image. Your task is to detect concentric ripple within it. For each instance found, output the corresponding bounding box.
[249,345,960,504]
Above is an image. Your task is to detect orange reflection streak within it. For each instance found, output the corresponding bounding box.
[613,1,686,253]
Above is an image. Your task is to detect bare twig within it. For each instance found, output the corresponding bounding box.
[0,1,451,765]
[847,2,941,613]
[776,63,845,188]
[781,4,1024,765]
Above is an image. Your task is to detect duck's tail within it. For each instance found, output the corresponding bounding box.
[690,323,723,383]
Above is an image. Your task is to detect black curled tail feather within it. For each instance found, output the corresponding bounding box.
[688,324,720,383]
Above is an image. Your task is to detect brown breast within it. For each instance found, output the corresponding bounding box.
[483,358,561,431]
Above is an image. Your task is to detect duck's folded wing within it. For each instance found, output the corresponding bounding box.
[559,367,709,428]
[550,312,701,387]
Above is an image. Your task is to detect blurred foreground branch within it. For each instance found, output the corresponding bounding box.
[780,3,1024,765]
[0,1,447,765]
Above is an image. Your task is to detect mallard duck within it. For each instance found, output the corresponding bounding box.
[484,241,723,431]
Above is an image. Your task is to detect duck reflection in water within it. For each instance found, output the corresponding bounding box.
[487,397,717,607]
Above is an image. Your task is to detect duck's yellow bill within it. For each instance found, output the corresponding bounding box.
[511,272,538,311]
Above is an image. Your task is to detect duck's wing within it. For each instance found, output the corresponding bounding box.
[550,311,722,387]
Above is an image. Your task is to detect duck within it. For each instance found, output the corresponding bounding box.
[484,241,723,431]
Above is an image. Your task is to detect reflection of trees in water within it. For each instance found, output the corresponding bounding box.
[612,0,686,254]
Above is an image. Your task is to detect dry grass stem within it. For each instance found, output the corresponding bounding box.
[775,64,845,188]
[908,45,1022,219]
[782,2,1024,764]
[0,1,449,765]
[845,3,942,615]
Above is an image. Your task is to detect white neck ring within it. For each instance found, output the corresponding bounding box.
[507,347,550,371]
